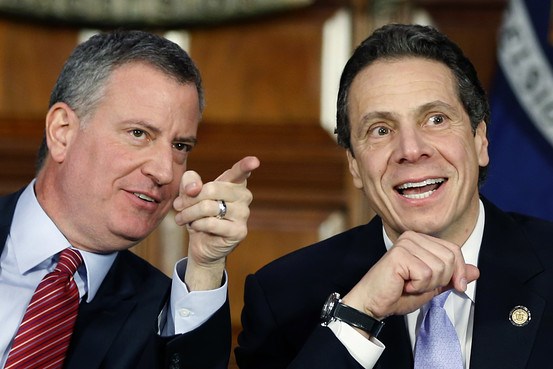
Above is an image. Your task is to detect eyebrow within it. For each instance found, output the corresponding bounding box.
[417,100,458,114]
[359,100,457,124]
[360,111,397,125]
[132,120,198,145]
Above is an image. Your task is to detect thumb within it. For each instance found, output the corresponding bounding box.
[174,170,203,211]
[454,264,480,292]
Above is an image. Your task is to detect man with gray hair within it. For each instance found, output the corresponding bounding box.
[0,29,259,369]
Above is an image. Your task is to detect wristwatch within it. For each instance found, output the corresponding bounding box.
[320,292,384,338]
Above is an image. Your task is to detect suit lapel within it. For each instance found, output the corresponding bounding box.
[333,218,414,369]
[66,300,138,369]
[333,218,387,292]
[65,252,142,369]
[377,315,413,369]
[0,189,24,257]
[470,199,545,369]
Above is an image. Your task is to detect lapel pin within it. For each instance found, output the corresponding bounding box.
[509,305,531,327]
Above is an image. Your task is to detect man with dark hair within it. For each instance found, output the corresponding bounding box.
[0,30,259,369]
[235,23,553,369]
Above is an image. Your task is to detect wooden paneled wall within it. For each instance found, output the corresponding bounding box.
[0,22,78,193]
[0,1,507,366]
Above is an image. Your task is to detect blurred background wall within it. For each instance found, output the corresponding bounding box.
[0,0,512,366]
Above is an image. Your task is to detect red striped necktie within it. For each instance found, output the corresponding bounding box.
[5,248,83,369]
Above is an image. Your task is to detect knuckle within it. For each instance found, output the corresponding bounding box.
[444,249,456,264]
[199,200,213,214]
[435,260,447,275]
[201,183,219,198]
[419,266,432,280]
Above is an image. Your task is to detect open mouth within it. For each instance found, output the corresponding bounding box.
[133,192,156,203]
[395,178,445,199]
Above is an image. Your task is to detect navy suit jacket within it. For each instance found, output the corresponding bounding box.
[0,189,231,369]
[235,198,553,369]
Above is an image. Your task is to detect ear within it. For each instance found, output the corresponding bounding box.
[346,150,364,190]
[474,121,489,167]
[45,102,79,163]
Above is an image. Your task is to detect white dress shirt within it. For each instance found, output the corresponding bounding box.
[328,201,485,368]
[0,181,226,366]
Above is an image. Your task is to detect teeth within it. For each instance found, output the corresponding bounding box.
[397,178,444,190]
[403,191,434,199]
[134,193,155,202]
[396,178,445,199]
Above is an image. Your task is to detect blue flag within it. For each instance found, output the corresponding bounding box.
[481,0,553,221]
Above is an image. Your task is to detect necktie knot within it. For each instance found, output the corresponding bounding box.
[54,248,83,276]
[5,248,83,369]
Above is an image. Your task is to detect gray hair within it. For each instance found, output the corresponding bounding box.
[36,29,204,171]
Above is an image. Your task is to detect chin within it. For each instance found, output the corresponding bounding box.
[398,218,444,235]
[113,222,157,245]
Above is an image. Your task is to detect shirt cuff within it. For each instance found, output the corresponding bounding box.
[326,320,385,368]
[162,257,227,336]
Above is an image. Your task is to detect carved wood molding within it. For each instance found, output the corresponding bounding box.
[0,0,315,27]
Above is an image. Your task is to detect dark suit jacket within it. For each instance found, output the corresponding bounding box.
[0,189,231,369]
[235,198,553,369]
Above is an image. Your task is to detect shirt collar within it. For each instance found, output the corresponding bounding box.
[382,200,485,303]
[11,181,118,302]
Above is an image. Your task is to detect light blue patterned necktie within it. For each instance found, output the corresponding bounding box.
[414,291,464,369]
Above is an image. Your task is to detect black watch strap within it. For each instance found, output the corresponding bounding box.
[321,292,385,338]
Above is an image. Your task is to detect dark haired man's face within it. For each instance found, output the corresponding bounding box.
[346,57,489,245]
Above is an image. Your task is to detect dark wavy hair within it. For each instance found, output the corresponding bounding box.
[335,23,490,184]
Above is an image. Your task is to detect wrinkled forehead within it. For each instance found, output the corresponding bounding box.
[348,57,460,112]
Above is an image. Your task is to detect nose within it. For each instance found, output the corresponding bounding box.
[142,145,174,186]
[392,126,432,164]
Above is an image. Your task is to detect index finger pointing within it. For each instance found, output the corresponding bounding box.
[216,156,260,184]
